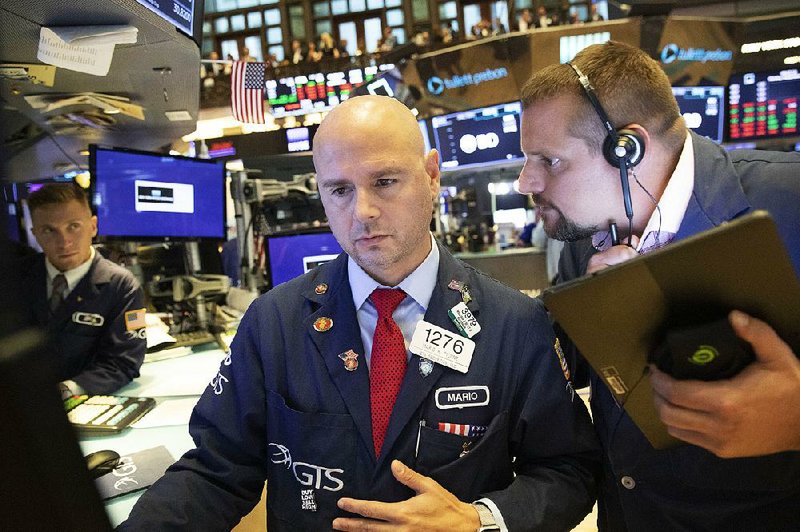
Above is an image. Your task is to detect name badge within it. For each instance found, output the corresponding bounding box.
[435,385,490,409]
[73,312,105,327]
[409,321,475,374]
[447,302,481,338]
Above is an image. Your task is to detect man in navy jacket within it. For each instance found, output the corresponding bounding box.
[518,40,800,529]
[121,96,599,531]
[26,183,146,395]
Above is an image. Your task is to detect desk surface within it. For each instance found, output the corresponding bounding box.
[80,346,228,527]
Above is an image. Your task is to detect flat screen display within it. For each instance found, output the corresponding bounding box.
[136,0,195,37]
[431,101,524,171]
[728,68,799,141]
[91,146,226,240]
[266,65,393,118]
[267,230,343,286]
[672,86,725,144]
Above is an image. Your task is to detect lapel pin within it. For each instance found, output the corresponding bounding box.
[419,357,434,377]
[338,349,359,371]
[314,283,328,295]
[313,317,333,332]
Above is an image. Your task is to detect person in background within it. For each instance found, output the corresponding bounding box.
[518,8,533,31]
[119,95,599,531]
[517,40,800,529]
[533,6,552,28]
[319,32,341,60]
[586,3,605,23]
[290,39,305,64]
[306,41,322,62]
[240,47,256,62]
[25,183,146,396]
[380,26,397,51]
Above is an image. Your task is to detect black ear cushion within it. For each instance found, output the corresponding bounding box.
[602,129,645,168]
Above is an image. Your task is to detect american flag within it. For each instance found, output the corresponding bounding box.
[438,422,487,437]
[231,61,266,124]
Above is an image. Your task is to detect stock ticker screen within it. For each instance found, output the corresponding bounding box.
[266,65,391,118]
[728,68,799,141]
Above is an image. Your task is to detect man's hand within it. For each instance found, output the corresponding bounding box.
[586,236,640,274]
[650,310,800,458]
[332,460,481,531]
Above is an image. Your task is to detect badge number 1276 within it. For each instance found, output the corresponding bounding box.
[409,321,476,374]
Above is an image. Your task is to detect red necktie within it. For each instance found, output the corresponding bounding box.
[369,288,407,458]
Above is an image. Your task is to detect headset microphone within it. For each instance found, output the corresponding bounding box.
[568,62,645,244]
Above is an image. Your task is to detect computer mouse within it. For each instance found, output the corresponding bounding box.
[84,450,121,479]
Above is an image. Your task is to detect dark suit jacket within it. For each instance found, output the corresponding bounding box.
[558,132,800,530]
[122,243,599,531]
[27,252,146,394]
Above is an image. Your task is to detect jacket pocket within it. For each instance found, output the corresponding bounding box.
[264,389,357,529]
[415,411,513,501]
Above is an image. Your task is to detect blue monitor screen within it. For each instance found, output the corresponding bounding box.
[728,68,800,141]
[672,86,725,144]
[430,101,524,171]
[267,231,343,286]
[91,146,226,240]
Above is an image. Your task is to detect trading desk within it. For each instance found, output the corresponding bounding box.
[79,346,228,527]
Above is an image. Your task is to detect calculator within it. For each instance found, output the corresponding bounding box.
[64,395,156,433]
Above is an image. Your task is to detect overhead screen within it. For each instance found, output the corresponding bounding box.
[728,68,799,141]
[672,86,725,144]
[430,101,524,171]
[136,0,196,37]
[266,64,394,118]
[91,145,226,240]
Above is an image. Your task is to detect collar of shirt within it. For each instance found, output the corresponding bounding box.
[348,233,440,367]
[46,246,95,298]
[592,133,695,253]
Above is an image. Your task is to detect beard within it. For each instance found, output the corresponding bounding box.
[534,196,598,242]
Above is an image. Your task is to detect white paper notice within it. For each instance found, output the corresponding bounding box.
[37,27,115,76]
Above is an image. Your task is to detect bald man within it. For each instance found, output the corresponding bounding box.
[121,96,599,531]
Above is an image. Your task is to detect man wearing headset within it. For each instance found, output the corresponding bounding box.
[517,41,800,529]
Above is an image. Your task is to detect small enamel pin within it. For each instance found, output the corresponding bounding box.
[419,357,434,377]
[314,283,328,295]
[338,349,359,371]
[313,317,333,332]
[447,279,472,304]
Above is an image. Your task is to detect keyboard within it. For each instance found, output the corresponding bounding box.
[65,395,156,433]
[171,330,217,348]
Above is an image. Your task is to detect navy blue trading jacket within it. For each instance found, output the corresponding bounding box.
[121,243,600,531]
[558,132,800,531]
[26,252,146,394]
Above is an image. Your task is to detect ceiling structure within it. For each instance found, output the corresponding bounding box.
[0,0,201,183]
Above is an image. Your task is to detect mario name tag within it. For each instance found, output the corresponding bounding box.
[73,312,104,327]
[409,321,475,374]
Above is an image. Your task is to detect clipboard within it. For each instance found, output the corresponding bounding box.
[541,211,800,449]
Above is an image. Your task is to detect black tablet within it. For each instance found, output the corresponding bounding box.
[542,211,800,449]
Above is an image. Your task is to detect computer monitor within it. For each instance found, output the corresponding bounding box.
[0,328,111,530]
[266,229,343,287]
[430,101,524,171]
[90,145,226,241]
[728,68,800,141]
[671,86,725,144]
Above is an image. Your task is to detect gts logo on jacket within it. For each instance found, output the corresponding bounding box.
[269,443,345,491]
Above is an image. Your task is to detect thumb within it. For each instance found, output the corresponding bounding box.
[730,310,794,367]
[391,460,435,494]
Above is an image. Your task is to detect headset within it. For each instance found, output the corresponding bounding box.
[568,62,645,241]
